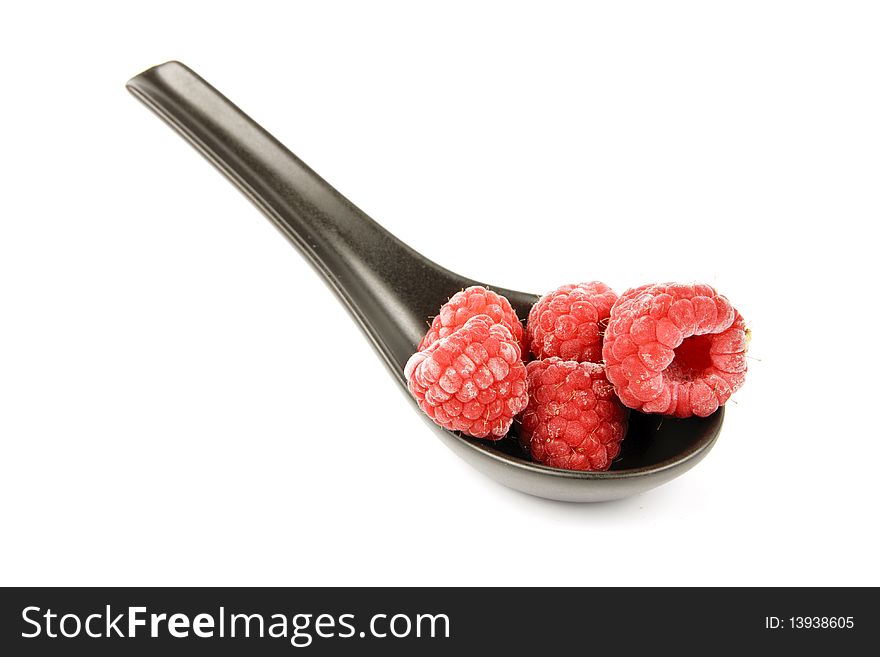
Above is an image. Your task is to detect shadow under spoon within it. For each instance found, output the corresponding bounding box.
[126,60,723,502]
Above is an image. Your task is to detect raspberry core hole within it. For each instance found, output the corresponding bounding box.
[667,334,714,381]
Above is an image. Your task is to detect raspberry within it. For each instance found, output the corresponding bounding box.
[527,281,618,362]
[419,286,524,353]
[520,358,628,471]
[602,283,748,418]
[405,314,528,439]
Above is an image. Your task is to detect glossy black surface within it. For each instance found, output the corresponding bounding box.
[126,61,722,502]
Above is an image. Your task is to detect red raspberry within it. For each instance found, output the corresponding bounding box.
[405,315,528,439]
[602,283,748,418]
[520,358,628,471]
[527,281,618,363]
[419,286,524,353]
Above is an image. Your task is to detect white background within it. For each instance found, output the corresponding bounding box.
[2,1,878,586]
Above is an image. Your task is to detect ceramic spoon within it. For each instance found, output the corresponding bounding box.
[126,61,723,502]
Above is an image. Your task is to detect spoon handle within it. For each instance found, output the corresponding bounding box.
[126,61,470,377]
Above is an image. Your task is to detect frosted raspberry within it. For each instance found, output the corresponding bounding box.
[419,286,524,353]
[405,315,528,439]
[520,358,628,471]
[527,281,618,362]
[602,283,748,418]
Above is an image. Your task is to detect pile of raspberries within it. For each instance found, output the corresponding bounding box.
[405,283,748,471]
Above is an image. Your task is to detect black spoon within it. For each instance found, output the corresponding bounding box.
[126,61,723,502]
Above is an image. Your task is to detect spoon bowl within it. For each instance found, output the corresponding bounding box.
[126,61,722,502]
